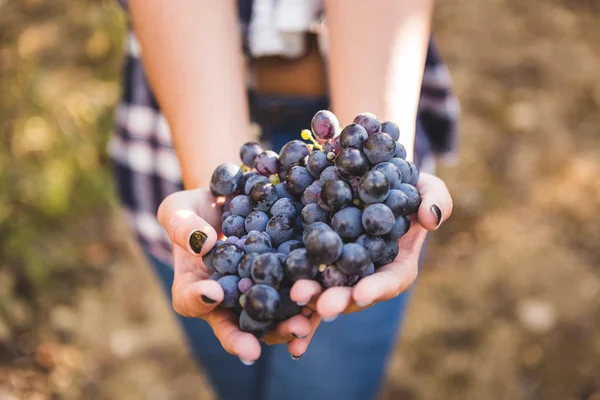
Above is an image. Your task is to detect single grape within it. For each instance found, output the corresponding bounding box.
[363,133,396,164]
[302,221,332,243]
[390,158,412,184]
[275,286,303,321]
[353,112,381,135]
[209,272,223,281]
[213,243,244,275]
[408,161,420,185]
[319,265,348,288]
[331,207,364,240]
[395,142,407,159]
[277,239,304,255]
[222,215,246,238]
[217,275,241,308]
[380,121,400,142]
[243,232,272,254]
[279,140,310,169]
[356,234,385,262]
[384,189,410,217]
[238,277,255,294]
[284,248,318,282]
[372,162,402,190]
[238,252,259,278]
[235,238,246,249]
[245,211,270,232]
[358,170,390,204]
[266,215,296,247]
[255,150,280,176]
[275,182,295,200]
[340,123,369,149]
[240,309,275,338]
[375,238,400,267]
[210,164,243,196]
[311,110,340,140]
[319,179,352,212]
[249,181,279,212]
[336,243,371,276]
[334,148,369,182]
[240,142,263,167]
[245,284,282,321]
[362,203,395,236]
[301,181,322,205]
[388,215,411,240]
[286,166,314,195]
[397,183,422,214]
[305,229,343,265]
[301,203,329,225]
[229,195,253,217]
[251,253,284,288]
[270,197,298,219]
[319,165,341,184]
[244,174,270,195]
[306,150,332,178]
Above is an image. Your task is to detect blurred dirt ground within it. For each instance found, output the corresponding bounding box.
[1,0,600,399]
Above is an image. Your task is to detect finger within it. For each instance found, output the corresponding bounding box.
[287,313,322,359]
[277,314,313,340]
[416,173,453,231]
[290,279,323,307]
[206,309,262,364]
[353,224,427,307]
[158,191,219,256]
[315,286,353,321]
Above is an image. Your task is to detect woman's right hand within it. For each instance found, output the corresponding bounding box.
[157,189,320,365]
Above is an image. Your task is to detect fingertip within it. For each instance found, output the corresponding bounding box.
[352,277,379,307]
[233,333,262,362]
[195,279,225,305]
[290,279,322,306]
[316,287,352,319]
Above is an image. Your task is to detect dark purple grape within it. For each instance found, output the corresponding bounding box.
[362,203,395,235]
[266,215,296,247]
[217,275,241,308]
[243,232,272,254]
[397,183,422,214]
[363,133,396,164]
[360,263,375,278]
[209,272,223,281]
[238,252,259,278]
[213,243,244,275]
[229,195,253,217]
[390,158,412,184]
[311,110,340,140]
[245,284,282,322]
[221,211,232,222]
[375,238,400,267]
[244,174,270,195]
[275,287,302,321]
[302,221,332,243]
[380,121,400,142]
[301,203,329,225]
[388,215,411,240]
[285,248,318,282]
[279,140,310,169]
[210,164,243,196]
[358,170,390,204]
[270,197,298,219]
[408,161,420,185]
[340,123,369,149]
[336,243,371,276]
[306,150,332,178]
[275,182,295,200]
[319,166,341,184]
[251,253,284,289]
[353,112,381,135]
[240,309,275,337]
[372,162,402,190]
[277,240,304,255]
[384,189,410,217]
[331,207,363,240]
[332,135,342,153]
[334,148,369,182]
[240,142,263,167]
[356,234,385,262]
[202,240,223,273]
[301,181,322,205]
[319,265,348,288]
[238,277,255,294]
[255,150,280,176]
[249,182,279,212]
[286,166,314,195]
[235,238,246,249]
[245,211,270,232]
[319,179,352,212]
[221,215,246,238]
[305,229,343,265]
[395,142,407,159]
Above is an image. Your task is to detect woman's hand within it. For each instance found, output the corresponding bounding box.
[157,189,320,364]
[290,172,453,321]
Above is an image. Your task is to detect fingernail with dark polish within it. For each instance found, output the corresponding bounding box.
[189,230,207,254]
[291,354,303,361]
[292,333,308,340]
[201,295,216,304]
[430,204,443,228]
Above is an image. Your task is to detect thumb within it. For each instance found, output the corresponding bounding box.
[158,191,219,256]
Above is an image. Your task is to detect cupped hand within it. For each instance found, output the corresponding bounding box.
[290,172,453,321]
[157,188,320,364]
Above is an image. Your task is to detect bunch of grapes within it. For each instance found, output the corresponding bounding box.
[206,110,422,337]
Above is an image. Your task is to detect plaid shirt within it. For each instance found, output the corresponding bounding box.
[110,1,460,266]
